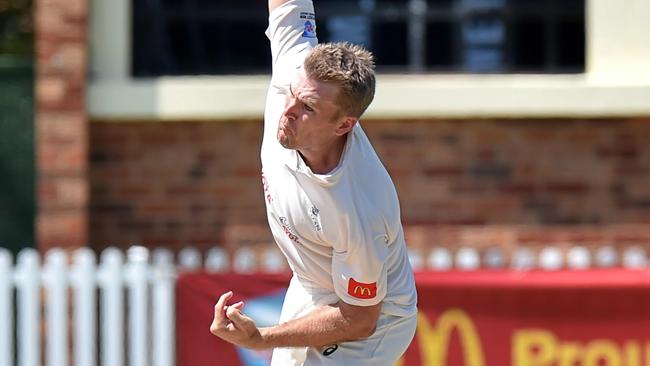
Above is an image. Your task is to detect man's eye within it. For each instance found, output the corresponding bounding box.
[305,105,314,112]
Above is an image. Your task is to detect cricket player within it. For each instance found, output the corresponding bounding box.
[210,0,418,364]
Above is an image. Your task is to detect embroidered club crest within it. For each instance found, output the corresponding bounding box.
[309,205,321,232]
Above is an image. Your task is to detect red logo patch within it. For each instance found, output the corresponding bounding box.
[347,278,377,299]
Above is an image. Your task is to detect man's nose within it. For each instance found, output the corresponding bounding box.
[283,96,299,120]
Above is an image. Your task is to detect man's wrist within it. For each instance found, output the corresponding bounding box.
[255,326,273,350]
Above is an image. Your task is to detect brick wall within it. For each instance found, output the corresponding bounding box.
[89,118,650,256]
[90,121,266,253]
[36,0,89,251]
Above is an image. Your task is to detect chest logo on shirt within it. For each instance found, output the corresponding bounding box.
[347,278,377,299]
[309,205,321,232]
[279,216,301,245]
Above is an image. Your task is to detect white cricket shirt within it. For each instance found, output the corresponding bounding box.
[262,0,417,318]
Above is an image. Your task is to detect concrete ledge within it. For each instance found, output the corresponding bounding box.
[89,74,650,120]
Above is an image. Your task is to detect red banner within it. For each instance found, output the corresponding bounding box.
[177,270,650,366]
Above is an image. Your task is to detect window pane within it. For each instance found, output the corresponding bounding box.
[426,21,455,68]
[427,0,454,9]
[132,1,269,76]
[372,21,409,68]
[461,15,506,72]
[556,19,584,69]
[512,18,545,71]
[131,0,584,75]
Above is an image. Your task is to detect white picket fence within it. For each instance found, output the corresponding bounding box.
[2,242,645,365]
[0,246,177,366]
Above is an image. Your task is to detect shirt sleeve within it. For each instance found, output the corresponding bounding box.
[265,0,319,75]
[332,230,389,307]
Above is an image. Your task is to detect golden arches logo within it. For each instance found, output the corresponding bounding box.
[353,286,371,296]
[416,309,486,366]
[347,278,376,299]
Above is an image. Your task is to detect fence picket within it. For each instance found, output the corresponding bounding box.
[152,249,175,366]
[178,247,201,271]
[15,248,40,366]
[98,248,125,366]
[126,246,149,366]
[44,249,69,366]
[71,248,97,366]
[0,248,13,366]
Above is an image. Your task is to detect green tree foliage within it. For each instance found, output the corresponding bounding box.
[0,0,33,252]
[0,0,33,56]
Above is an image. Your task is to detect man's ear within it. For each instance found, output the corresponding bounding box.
[334,117,357,136]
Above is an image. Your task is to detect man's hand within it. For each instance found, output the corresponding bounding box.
[269,0,294,13]
[209,291,265,350]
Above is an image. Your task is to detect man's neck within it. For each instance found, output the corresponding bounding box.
[298,135,348,175]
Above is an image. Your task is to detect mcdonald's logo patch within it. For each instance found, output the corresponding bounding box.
[347,278,377,299]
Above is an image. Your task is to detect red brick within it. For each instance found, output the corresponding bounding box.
[137,204,186,217]
[37,210,88,250]
[37,76,67,105]
[615,163,650,176]
[86,119,650,252]
[37,112,86,142]
[36,0,88,252]
[113,185,155,200]
[38,180,57,204]
[166,185,204,196]
[40,176,88,210]
[38,139,87,174]
[35,8,83,41]
[516,229,564,244]
[544,182,589,194]
[423,166,464,177]
[498,183,536,195]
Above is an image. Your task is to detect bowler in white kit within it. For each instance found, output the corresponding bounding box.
[210,0,418,364]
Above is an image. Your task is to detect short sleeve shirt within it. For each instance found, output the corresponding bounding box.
[263,0,417,316]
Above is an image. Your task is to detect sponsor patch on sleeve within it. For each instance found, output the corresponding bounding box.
[347,278,377,299]
[302,20,317,38]
[300,13,317,39]
[300,12,315,20]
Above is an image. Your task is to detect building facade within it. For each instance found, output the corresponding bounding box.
[36,0,650,264]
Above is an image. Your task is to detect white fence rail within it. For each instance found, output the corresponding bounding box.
[0,246,176,366]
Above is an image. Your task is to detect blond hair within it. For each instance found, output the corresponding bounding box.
[303,42,376,118]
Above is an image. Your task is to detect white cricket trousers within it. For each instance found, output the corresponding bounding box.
[271,312,416,365]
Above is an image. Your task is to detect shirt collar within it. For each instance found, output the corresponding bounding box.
[284,123,358,187]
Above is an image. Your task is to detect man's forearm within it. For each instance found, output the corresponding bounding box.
[258,303,375,349]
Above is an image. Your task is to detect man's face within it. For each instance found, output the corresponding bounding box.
[277,69,346,151]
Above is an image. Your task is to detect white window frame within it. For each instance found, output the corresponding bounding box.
[88,0,650,120]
